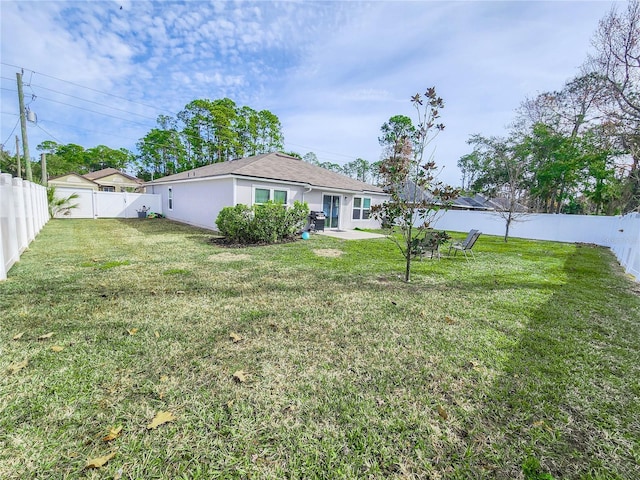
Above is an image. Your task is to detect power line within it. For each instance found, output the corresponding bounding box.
[31,94,157,128]
[34,123,64,144]
[37,118,143,142]
[16,81,160,121]
[0,62,176,116]
[2,65,372,164]
[1,118,20,148]
[0,87,155,128]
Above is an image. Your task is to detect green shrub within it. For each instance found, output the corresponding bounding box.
[216,201,309,244]
[215,203,253,242]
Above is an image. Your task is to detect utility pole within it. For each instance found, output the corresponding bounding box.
[15,135,21,178]
[16,72,33,182]
[41,153,47,186]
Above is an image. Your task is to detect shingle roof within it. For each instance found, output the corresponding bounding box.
[453,196,491,209]
[147,152,385,193]
[83,168,142,183]
[48,172,98,185]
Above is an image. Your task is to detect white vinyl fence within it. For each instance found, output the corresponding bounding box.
[3,172,638,282]
[433,210,640,281]
[53,187,162,219]
[1,181,163,281]
[0,172,49,281]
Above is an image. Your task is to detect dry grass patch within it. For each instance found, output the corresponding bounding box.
[312,248,344,258]
[208,252,252,262]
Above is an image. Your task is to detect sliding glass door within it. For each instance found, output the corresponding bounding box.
[322,195,340,229]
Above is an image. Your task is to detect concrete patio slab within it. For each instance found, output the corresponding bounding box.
[316,229,385,240]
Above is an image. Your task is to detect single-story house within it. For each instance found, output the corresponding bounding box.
[145,152,389,231]
[48,173,101,191]
[452,193,528,212]
[49,168,145,193]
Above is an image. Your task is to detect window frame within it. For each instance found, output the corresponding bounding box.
[253,186,289,206]
[352,196,371,220]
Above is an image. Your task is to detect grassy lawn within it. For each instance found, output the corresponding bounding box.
[1,218,639,479]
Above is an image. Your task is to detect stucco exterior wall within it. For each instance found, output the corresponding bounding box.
[149,177,388,232]
[150,178,235,231]
[94,173,142,192]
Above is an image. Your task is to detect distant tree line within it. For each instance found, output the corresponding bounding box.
[299,152,382,185]
[136,98,284,180]
[1,97,285,183]
[459,1,640,215]
[0,141,134,182]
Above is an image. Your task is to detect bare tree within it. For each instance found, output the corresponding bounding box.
[513,73,607,140]
[372,88,458,281]
[467,135,530,241]
[587,0,640,211]
[588,0,640,123]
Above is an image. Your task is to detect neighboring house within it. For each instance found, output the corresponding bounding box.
[392,179,528,213]
[452,195,494,211]
[49,168,145,193]
[47,173,101,191]
[452,194,528,212]
[397,179,492,211]
[145,152,389,231]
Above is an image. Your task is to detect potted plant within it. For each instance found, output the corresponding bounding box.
[137,205,150,219]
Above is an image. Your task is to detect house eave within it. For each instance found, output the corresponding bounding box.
[146,173,387,196]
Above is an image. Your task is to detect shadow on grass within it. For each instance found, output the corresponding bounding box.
[450,244,640,479]
[116,218,215,239]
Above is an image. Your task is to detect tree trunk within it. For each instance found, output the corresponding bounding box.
[504,214,512,242]
[404,225,413,282]
[405,254,411,282]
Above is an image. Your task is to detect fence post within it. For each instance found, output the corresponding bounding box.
[93,190,99,219]
[0,173,19,276]
[36,183,48,231]
[34,182,43,233]
[0,226,5,280]
[0,172,7,280]
[12,177,28,253]
[23,180,35,242]
[0,174,50,281]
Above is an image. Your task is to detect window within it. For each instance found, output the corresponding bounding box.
[273,190,287,204]
[254,187,288,205]
[255,188,270,204]
[168,187,173,210]
[352,197,371,220]
[100,186,115,192]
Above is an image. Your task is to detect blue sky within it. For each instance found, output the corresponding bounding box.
[0,0,620,185]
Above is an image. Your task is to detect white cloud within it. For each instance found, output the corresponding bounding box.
[1,0,620,186]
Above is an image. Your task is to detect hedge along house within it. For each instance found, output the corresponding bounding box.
[145,152,389,232]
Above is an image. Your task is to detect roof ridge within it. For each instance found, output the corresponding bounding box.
[146,152,385,193]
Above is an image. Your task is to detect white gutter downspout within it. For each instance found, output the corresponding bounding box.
[233,178,237,205]
[301,185,312,203]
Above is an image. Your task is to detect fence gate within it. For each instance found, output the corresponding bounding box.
[53,188,162,219]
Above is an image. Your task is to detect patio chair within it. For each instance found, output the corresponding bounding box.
[448,229,481,260]
[411,230,450,260]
